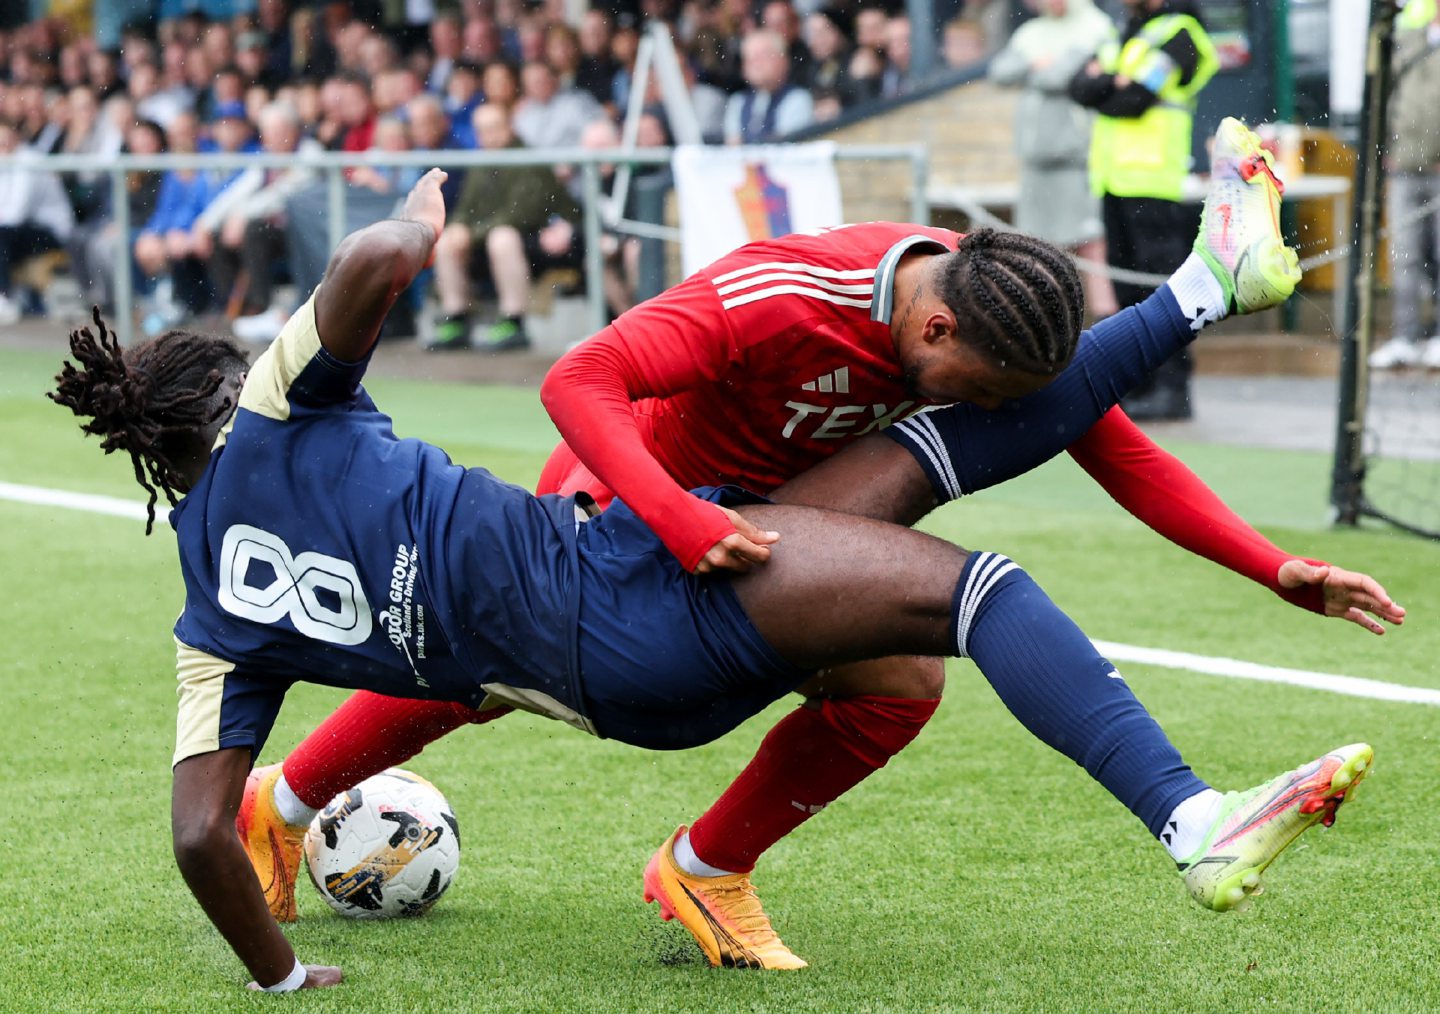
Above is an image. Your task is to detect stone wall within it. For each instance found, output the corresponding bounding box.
[821,80,1019,224]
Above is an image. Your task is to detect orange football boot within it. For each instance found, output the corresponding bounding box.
[643,826,808,970]
[235,763,308,923]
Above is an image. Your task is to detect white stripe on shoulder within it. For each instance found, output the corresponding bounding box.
[721,284,873,311]
[715,271,876,297]
[712,260,877,285]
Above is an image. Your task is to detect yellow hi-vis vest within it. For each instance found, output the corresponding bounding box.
[1088,13,1219,200]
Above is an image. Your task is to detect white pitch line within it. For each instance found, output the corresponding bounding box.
[1094,640,1440,706]
[1,479,1434,707]
[0,480,167,523]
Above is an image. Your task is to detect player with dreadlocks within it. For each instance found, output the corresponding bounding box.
[50,311,248,533]
[226,121,1400,975]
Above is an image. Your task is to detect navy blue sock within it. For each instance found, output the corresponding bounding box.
[888,285,1193,500]
[952,552,1208,838]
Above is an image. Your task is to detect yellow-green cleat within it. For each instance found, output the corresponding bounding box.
[1179,743,1373,912]
[1194,116,1303,314]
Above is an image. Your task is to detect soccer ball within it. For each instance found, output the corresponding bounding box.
[303,767,461,919]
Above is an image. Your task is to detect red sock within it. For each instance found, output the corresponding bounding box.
[281,691,510,809]
[687,695,940,873]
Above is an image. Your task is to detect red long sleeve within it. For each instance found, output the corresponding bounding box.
[539,319,738,571]
[1066,408,1327,615]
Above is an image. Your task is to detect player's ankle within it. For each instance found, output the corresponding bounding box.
[1160,787,1223,861]
[1167,252,1229,328]
[273,770,320,828]
[674,830,740,878]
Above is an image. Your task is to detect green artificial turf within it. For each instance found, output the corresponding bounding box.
[3,348,1437,1012]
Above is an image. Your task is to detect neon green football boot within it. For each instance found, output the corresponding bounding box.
[1179,743,1373,912]
[1193,117,1302,314]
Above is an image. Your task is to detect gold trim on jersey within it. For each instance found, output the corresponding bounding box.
[480,683,598,737]
[173,638,237,767]
[239,289,324,423]
[210,290,324,452]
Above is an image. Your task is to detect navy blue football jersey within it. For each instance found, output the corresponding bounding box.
[171,293,586,766]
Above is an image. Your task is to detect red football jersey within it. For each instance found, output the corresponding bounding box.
[542,222,959,567]
[541,223,1320,610]
[625,222,958,489]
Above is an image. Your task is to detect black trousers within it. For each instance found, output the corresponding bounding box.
[1103,194,1198,395]
[209,217,287,316]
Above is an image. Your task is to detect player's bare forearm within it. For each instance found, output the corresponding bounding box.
[314,168,447,363]
[770,434,938,526]
[171,750,298,987]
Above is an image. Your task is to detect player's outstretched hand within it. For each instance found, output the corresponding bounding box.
[1278,560,1406,635]
[246,966,343,991]
[695,505,780,574]
[402,168,448,241]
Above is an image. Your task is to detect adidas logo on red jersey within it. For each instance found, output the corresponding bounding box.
[800,368,850,395]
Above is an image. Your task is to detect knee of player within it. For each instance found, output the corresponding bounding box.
[172,810,232,869]
[906,658,947,698]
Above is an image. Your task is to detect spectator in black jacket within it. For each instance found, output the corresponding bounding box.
[804,7,876,112]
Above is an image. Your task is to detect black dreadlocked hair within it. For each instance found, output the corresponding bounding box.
[934,228,1085,377]
[48,308,249,534]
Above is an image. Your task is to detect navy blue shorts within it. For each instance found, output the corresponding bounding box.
[572,486,812,749]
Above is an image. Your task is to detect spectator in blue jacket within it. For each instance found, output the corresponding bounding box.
[135,112,212,332]
[443,61,484,149]
[133,110,248,333]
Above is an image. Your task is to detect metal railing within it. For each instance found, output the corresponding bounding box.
[12,143,930,345]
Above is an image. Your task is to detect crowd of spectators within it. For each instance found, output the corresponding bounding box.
[0,0,1002,349]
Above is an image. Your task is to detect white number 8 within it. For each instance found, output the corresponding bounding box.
[218,524,373,646]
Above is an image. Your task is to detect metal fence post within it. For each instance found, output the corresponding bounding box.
[581,162,607,336]
[632,171,670,303]
[111,168,133,345]
[1332,0,1397,526]
[326,165,346,258]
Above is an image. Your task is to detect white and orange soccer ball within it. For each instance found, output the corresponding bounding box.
[303,767,460,919]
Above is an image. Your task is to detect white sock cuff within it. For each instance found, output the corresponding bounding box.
[1161,787,1224,862]
[953,552,1020,659]
[673,830,738,878]
[273,771,320,828]
[1166,252,1228,331]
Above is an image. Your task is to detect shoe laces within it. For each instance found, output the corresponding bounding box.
[701,876,783,944]
[1237,152,1285,196]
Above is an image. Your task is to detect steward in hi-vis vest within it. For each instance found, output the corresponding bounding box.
[1085,8,1218,200]
[1068,0,1218,421]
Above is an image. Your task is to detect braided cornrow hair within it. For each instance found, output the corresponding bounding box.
[934,228,1085,376]
[48,308,249,534]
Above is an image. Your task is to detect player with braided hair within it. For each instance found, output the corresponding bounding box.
[49,311,247,533]
[239,122,1399,971]
[935,228,1085,377]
